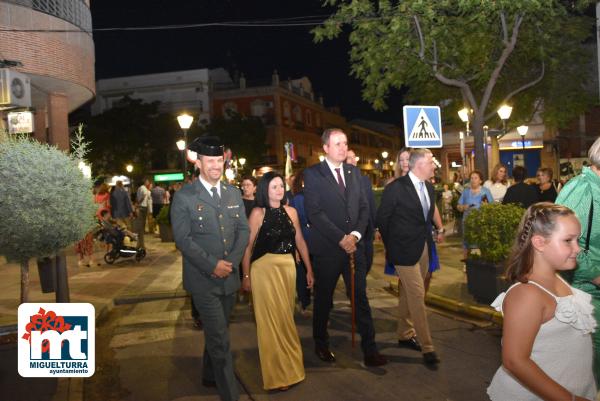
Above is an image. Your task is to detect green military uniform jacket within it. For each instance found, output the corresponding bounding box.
[171,179,249,295]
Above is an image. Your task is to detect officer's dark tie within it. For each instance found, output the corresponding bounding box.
[210,186,220,204]
[334,167,345,192]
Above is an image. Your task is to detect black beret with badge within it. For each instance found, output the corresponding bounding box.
[186,136,224,161]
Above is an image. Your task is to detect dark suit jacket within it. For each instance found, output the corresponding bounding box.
[304,161,369,256]
[171,180,249,295]
[376,174,435,266]
[502,182,539,209]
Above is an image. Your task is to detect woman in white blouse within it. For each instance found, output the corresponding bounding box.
[484,163,509,203]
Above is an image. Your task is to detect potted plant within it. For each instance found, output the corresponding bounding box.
[463,203,524,304]
[156,204,173,242]
[0,131,96,302]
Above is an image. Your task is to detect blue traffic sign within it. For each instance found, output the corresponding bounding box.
[403,106,443,148]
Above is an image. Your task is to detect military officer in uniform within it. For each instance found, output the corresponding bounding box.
[171,136,249,401]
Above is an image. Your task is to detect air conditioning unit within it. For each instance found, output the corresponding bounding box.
[0,69,32,108]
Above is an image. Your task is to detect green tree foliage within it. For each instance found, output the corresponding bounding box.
[0,137,96,263]
[76,96,180,177]
[190,111,268,170]
[314,0,596,174]
[464,203,524,263]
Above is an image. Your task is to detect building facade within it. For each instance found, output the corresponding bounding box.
[0,0,95,151]
[91,68,232,124]
[212,71,400,178]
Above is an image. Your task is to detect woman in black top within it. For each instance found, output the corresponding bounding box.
[240,176,257,218]
[537,167,558,202]
[241,172,314,391]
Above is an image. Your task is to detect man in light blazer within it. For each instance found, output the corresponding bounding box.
[376,148,442,366]
[304,128,387,367]
[171,136,249,401]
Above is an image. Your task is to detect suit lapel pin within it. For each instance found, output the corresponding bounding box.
[197,204,203,211]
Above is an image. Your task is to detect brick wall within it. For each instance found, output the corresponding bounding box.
[0,2,95,95]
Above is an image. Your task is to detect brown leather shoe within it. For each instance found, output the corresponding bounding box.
[364,352,388,367]
[398,336,422,352]
[315,346,335,362]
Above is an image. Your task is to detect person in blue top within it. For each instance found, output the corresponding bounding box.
[457,170,493,260]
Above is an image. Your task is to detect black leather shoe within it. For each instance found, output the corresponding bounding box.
[364,352,388,367]
[398,336,422,352]
[202,378,217,387]
[315,346,336,362]
[423,351,440,365]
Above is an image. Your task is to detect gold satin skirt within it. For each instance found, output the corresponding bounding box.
[251,253,305,390]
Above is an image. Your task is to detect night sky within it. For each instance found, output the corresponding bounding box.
[90,0,404,124]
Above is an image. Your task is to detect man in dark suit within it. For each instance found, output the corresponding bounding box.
[376,148,441,366]
[502,165,538,208]
[171,136,249,401]
[304,128,387,367]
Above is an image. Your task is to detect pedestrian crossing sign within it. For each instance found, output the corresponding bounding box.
[403,106,443,148]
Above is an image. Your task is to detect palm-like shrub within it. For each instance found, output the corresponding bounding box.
[0,135,96,301]
[464,203,524,264]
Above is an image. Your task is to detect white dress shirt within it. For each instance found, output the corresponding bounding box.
[199,176,222,198]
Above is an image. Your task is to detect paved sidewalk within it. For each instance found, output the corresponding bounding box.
[0,225,502,401]
[0,222,499,332]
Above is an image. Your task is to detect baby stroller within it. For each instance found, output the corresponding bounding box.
[97,223,146,264]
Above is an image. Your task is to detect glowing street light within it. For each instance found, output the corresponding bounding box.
[318,155,325,162]
[126,164,133,173]
[239,157,246,168]
[517,125,529,150]
[176,139,186,151]
[381,151,389,160]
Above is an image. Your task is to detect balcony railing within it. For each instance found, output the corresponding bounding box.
[6,0,92,33]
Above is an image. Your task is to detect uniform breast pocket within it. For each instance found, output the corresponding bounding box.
[192,210,211,233]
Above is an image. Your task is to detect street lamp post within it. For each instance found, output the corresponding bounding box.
[497,105,513,138]
[177,113,194,179]
[458,108,471,136]
[126,164,133,174]
[517,125,528,150]
[176,139,186,177]
[381,151,389,179]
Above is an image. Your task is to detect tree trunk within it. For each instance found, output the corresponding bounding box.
[472,113,488,179]
[21,260,29,303]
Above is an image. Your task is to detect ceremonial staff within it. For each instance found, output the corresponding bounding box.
[349,252,356,348]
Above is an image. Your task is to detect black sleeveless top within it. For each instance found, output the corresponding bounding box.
[250,206,295,263]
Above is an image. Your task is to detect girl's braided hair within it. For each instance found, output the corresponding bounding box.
[505,202,575,283]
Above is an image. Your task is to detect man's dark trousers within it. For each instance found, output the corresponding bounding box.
[192,291,237,401]
[312,242,376,355]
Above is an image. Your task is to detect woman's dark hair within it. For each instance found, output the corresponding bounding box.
[240,175,257,188]
[470,170,484,182]
[505,202,575,283]
[256,171,286,208]
[291,169,305,196]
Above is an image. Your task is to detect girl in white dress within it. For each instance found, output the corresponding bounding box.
[488,202,597,401]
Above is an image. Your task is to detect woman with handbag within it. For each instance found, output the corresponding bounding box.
[556,136,600,386]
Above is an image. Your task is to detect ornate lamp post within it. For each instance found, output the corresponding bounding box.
[177,113,194,178]
[517,125,528,150]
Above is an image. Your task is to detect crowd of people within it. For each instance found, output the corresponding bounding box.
[73,176,186,265]
[167,132,600,401]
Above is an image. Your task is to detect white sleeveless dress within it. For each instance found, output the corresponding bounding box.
[487,277,597,401]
